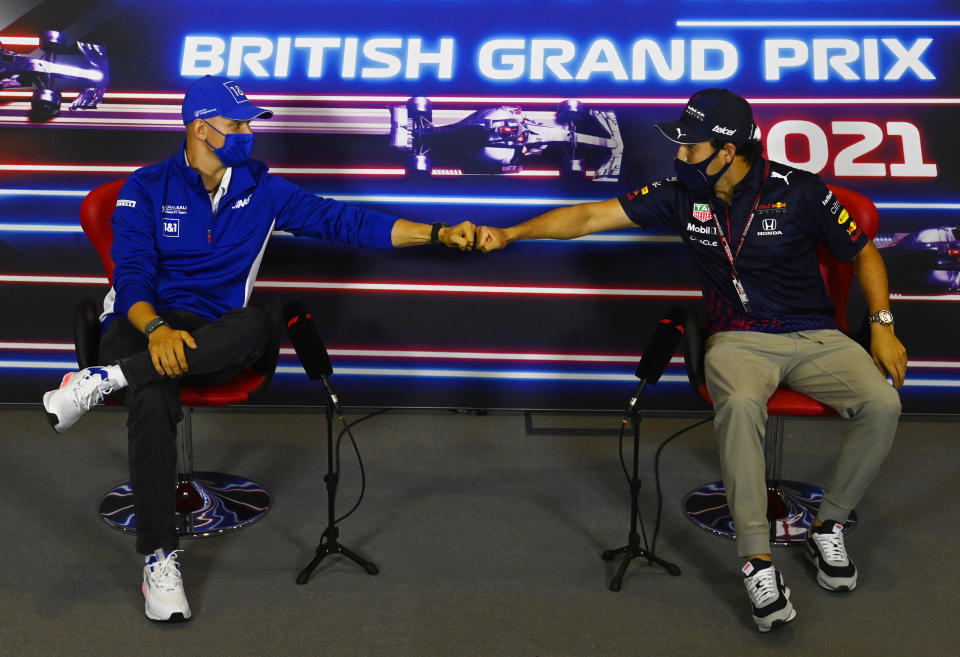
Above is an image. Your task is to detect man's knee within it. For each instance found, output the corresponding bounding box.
[860,383,902,424]
[223,306,269,352]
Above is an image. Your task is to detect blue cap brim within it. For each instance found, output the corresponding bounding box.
[219,105,273,121]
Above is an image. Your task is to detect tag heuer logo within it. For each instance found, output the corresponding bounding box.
[692,203,713,223]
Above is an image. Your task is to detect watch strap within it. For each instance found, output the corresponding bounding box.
[144,317,167,336]
[430,222,448,245]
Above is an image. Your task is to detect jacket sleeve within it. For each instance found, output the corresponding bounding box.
[110,176,158,316]
[616,179,683,231]
[269,175,397,248]
[800,178,869,263]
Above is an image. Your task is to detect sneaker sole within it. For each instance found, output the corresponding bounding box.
[41,390,64,433]
[757,607,797,632]
[805,545,857,592]
[143,583,192,622]
[753,586,795,632]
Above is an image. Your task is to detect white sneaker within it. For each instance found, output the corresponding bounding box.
[742,559,796,632]
[806,521,858,592]
[143,549,191,622]
[42,366,119,432]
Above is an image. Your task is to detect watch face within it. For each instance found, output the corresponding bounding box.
[877,310,894,324]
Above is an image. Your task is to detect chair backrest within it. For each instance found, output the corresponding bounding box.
[819,185,879,333]
[80,178,125,285]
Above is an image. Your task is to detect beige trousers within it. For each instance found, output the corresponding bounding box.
[704,329,901,557]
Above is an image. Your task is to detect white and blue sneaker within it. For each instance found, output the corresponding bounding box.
[742,559,796,632]
[42,365,125,432]
[143,549,191,622]
[806,521,858,592]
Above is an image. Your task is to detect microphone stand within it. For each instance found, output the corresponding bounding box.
[601,401,681,591]
[296,382,379,584]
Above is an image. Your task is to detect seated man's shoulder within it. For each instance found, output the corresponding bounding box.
[767,161,820,190]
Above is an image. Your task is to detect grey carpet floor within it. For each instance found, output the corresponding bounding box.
[0,407,956,657]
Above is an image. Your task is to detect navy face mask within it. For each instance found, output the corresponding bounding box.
[674,148,732,194]
[203,120,253,167]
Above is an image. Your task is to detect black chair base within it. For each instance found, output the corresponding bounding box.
[682,479,857,546]
[99,471,271,537]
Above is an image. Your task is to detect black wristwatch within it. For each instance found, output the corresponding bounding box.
[430,222,449,245]
[144,317,167,337]
[867,310,894,326]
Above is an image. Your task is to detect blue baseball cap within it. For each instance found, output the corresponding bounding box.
[655,88,756,145]
[181,75,273,125]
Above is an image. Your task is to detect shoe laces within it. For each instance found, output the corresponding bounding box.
[745,566,780,607]
[70,369,114,411]
[812,529,848,562]
[146,550,184,592]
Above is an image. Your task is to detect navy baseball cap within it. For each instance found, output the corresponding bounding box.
[181,75,273,125]
[655,88,755,145]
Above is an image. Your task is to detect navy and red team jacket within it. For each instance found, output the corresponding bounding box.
[618,158,870,334]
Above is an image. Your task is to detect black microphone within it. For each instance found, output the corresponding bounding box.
[623,306,687,421]
[283,300,342,415]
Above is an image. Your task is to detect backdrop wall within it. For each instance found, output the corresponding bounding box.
[2,0,957,412]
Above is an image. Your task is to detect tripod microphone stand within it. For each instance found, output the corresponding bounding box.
[601,305,687,591]
[297,393,379,584]
[283,299,378,585]
[601,404,681,591]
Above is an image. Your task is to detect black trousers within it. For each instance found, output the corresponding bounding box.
[99,307,268,554]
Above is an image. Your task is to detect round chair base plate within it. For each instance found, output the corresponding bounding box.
[99,471,271,537]
[682,479,857,546]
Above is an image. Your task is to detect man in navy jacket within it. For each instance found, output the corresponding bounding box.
[42,75,477,622]
[475,89,906,633]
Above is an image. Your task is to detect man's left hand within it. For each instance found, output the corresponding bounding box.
[870,326,907,389]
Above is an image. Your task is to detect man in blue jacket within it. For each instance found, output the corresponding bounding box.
[42,75,477,622]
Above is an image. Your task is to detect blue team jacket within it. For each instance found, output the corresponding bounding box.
[103,143,397,325]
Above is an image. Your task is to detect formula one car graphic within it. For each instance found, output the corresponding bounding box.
[390,97,622,181]
[877,226,960,293]
[0,30,109,119]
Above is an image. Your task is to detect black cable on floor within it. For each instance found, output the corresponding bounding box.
[332,407,465,525]
[332,408,393,524]
[650,418,712,554]
[617,416,713,559]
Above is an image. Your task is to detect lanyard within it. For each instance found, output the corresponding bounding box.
[707,161,770,277]
[705,161,770,314]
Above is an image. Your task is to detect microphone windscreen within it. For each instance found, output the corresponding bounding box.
[283,300,333,380]
[634,306,687,384]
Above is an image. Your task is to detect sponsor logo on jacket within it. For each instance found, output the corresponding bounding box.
[116,199,136,208]
[232,195,252,210]
[692,203,714,223]
[163,218,180,238]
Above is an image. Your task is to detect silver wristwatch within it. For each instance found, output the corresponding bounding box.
[867,309,894,326]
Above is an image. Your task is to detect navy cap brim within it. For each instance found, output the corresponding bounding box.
[655,120,712,145]
[219,105,273,121]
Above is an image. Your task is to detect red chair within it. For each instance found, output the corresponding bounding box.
[75,179,279,537]
[681,185,878,545]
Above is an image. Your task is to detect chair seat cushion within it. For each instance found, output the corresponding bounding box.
[697,383,840,418]
[179,368,265,406]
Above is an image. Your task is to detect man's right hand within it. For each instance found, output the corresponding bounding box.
[476,226,513,252]
[148,325,198,377]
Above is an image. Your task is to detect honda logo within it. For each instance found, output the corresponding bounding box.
[762,218,777,231]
